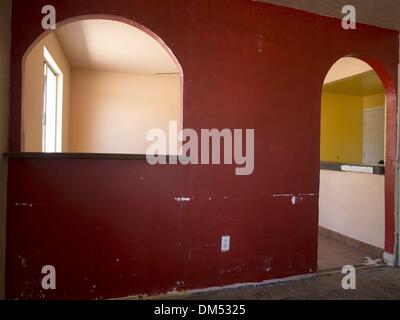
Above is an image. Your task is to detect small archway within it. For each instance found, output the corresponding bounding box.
[21,15,184,155]
[318,56,397,271]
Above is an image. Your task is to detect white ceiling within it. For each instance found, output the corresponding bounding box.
[55,19,179,75]
[257,0,400,31]
[323,58,383,96]
[324,57,372,84]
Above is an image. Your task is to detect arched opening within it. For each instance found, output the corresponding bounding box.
[21,16,183,155]
[318,57,389,271]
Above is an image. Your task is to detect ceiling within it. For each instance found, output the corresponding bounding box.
[55,19,179,75]
[323,71,385,96]
[324,57,372,84]
[257,0,400,31]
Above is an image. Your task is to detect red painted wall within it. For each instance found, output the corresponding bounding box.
[6,0,399,299]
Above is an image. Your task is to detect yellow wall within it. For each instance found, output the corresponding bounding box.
[0,0,11,300]
[22,33,71,152]
[320,93,364,163]
[321,93,386,163]
[364,94,385,108]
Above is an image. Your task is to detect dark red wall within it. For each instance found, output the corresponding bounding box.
[6,0,399,299]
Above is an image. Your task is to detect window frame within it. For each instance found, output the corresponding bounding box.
[42,47,63,153]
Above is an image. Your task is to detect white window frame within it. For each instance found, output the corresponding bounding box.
[42,47,63,152]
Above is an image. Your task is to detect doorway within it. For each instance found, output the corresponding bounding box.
[318,57,386,271]
[363,107,385,165]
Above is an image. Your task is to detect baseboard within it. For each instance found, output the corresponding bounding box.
[319,226,384,258]
[121,272,317,300]
[383,252,395,266]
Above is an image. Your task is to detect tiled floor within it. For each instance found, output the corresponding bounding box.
[318,234,383,271]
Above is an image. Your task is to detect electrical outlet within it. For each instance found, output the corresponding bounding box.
[221,235,230,252]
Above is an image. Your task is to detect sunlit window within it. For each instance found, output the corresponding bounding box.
[42,47,63,153]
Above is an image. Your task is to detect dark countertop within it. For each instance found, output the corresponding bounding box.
[3,153,386,175]
[320,161,385,175]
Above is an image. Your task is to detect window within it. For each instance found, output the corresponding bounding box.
[42,47,63,152]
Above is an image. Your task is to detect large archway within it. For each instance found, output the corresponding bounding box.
[21,15,184,155]
[318,56,397,270]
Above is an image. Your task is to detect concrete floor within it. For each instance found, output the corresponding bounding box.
[164,266,400,300]
[158,235,395,300]
[318,234,383,271]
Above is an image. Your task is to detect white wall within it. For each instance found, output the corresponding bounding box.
[69,69,181,154]
[319,169,385,248]
[0,0,11,300]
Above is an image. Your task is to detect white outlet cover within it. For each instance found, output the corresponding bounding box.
[221,235,230,252]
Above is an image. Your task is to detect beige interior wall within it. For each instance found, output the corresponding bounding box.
[0,0,11,300]
[22,32,71,152]
[69,69,181,154]
[319,170,385,249]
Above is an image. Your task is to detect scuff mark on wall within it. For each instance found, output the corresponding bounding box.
[201,243,217,248]
[89,285,97,294]
[15,202,33,208]
[272,193,317,205]
[218,266,243,274]
[263,256,273,273]
[174,197,192,202]
[272,193,317,198]
[18,254,27,268]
